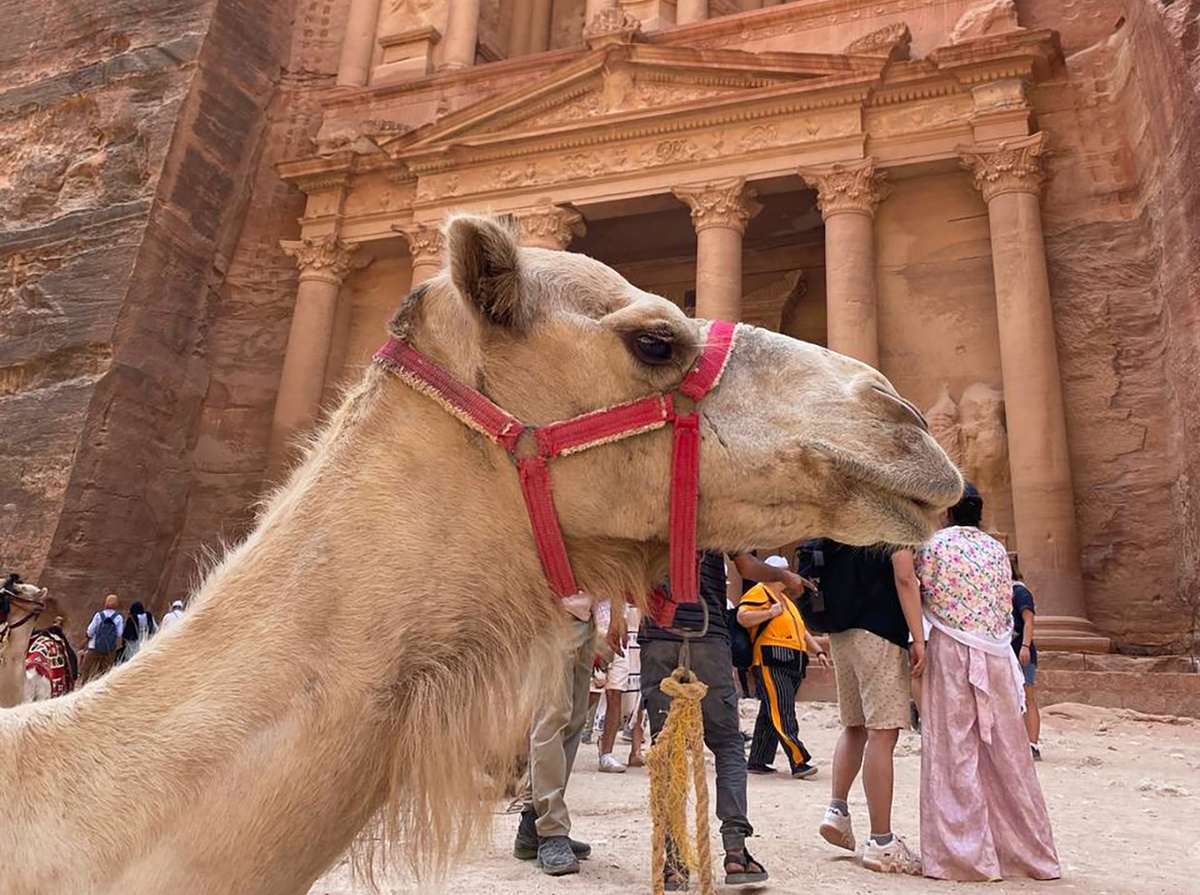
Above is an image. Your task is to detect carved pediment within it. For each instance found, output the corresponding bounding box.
[386,43,883,155]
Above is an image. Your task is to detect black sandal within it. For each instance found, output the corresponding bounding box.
[724,848,769,886]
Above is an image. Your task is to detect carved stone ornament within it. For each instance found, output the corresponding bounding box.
[950,0,1022,45]
[844,22,912,61]
[798,158,891,218]
[958,132,1047,202]
[393,221,445,267]
[672,178,762,235]
[515,203,586,249]
[583,7,642,50]
[280,235,368,284]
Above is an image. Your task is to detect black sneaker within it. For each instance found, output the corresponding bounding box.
[538,835,582,876]
[746,763,776,775]
[792,762,819,780]
[513,810,539,860]
[1031,745,1042,762]
[514,810,592,861]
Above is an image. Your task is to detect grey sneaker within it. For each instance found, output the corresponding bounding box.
[538,835,582,876]
[514,811,591,862]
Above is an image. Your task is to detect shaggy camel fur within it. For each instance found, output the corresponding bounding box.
[0,582,47,708]
[0,215,960,895]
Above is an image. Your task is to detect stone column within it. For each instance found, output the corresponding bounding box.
[528,0,554,52]
[677,0,709,24]
[672,178,761,321]
[959,133,1107,651]
[798,158,889,368]
[514,203,586,250]
[269,236,367,476]
[394,221,445,285]
[508,0,534,57]
[337,0,383,86]
[439,0,481,70]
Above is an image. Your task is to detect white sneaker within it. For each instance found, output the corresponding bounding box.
[819,806,855,852]
[598,753,627,774]
[862,834,922,875]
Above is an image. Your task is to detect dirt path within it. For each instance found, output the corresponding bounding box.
[311,700,1200,894]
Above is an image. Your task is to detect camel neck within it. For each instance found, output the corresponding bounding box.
[0,472,403,894]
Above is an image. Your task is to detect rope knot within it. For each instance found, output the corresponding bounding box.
[660,667,709,702]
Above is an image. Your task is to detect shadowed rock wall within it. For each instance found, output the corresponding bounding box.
[1025,0,1200,652]
[0,0,298,635]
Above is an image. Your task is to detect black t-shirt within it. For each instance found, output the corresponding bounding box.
[640,551,730,643]
[1012,583,1038,665]
[822,542,910,649]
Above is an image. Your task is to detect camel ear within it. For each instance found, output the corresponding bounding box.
[445,214,527,330]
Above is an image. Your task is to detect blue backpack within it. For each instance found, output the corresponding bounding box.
[94,612,120,654]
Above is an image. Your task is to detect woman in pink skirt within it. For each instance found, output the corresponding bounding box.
[911,484,1060,881]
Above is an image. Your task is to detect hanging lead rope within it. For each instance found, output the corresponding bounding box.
[646,598,714,895]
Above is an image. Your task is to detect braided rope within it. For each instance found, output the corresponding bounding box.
[646,668,715,895]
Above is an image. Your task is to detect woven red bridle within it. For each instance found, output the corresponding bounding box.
[374,320,738,625]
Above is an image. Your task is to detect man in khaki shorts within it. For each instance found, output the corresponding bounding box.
[805,543,926,875]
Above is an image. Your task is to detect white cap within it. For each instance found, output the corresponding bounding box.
[764,555,789,569]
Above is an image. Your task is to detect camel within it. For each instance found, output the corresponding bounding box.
[0,215,961,895]
[0,577,47,708]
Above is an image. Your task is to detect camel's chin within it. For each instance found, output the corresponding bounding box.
[825,487,946,549]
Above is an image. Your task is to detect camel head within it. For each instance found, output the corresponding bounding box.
[394,214,960,571]
[0,578,48,626]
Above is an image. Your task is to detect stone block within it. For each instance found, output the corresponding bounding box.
[373,26,441,85]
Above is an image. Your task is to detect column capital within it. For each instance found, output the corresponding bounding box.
[798,158,891,219]
[393,221,445,268]
[672,177,762,235]
[514,203,586,250]
[280,235,368,285]
[958,132,1048,203]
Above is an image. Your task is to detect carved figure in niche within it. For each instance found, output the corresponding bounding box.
[950,0,1022,44]
[380,0,442,34]
[959,382,1009,496]
[925,383,1011,537]
[599,65,635,113]
[926,384,963,466]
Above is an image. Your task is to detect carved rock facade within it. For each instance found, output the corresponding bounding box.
[4,0,1200,656]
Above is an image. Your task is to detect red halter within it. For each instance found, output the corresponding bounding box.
[374,319,738,624]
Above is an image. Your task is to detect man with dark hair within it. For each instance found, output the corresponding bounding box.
[814,543,926,875]
[640,551,806,889]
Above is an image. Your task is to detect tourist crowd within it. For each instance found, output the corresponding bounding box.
[514,482,1059,885]
[1,587,187,696]
[7,483,1056,886]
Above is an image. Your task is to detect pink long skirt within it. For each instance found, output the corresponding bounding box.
[920,629,1061,881]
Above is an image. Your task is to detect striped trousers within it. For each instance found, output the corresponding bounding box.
[748,663,812,773]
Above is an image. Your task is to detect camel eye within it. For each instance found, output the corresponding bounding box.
[632,333,674,366]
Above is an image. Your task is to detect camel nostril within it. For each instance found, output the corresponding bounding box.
[869,383,929,432]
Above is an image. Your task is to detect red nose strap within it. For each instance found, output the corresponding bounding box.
[375,319,738,616]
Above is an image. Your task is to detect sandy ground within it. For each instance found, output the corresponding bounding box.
[311,700,1200,895]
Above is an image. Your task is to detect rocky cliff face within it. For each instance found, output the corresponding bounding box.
[3,0,1199,653]
[0,0,297,635]
[1027,0,1200,651]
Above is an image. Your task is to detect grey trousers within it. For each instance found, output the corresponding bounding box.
[520,614,595,838]
[641,638,754,851]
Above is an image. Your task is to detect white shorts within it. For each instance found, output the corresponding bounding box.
[606,635,641,693]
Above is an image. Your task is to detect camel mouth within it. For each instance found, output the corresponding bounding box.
[818,445,963,546]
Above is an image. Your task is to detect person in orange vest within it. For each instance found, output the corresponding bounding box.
[738,555,830,779]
